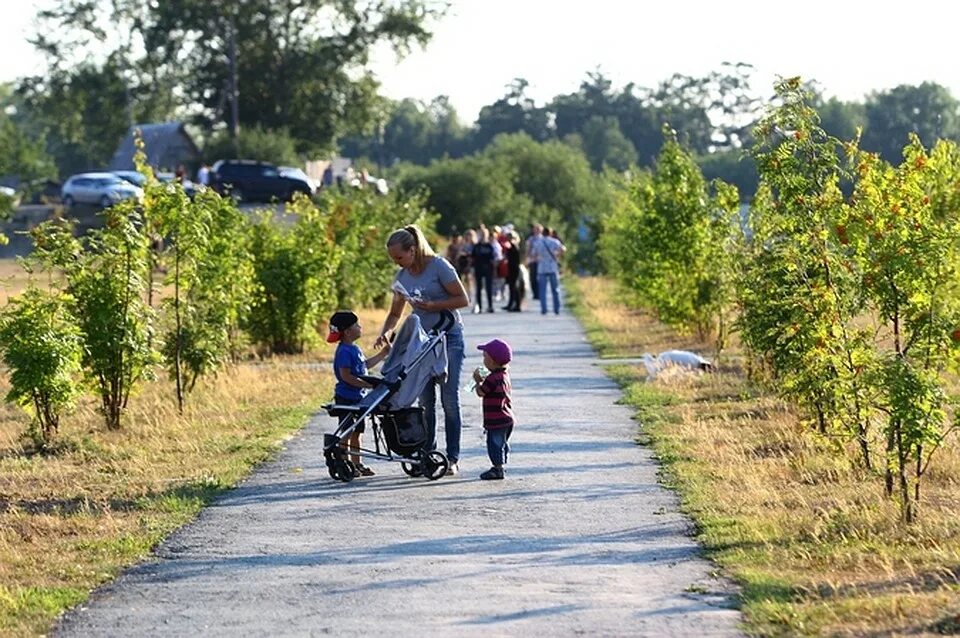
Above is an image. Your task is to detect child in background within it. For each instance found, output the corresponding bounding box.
[328,310,391,477]
[472,338,514,480]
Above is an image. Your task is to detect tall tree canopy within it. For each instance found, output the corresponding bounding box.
[0,84,56,186]
[472,79,552,150]
[340,95,469,167]
[861,82,960,163]
[27,0,443,162]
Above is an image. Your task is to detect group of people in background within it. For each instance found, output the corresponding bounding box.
[444,222,566,315]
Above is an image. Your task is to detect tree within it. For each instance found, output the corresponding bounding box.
[815,96,866,142]
[483,133,601,234]
[697,150,758,200]
[0,287,83,448]
[373,98,435,165]
[550,71,662,166]
[341,96,469,167]
[246,197,341,354]
[472,79,552,150]
[31,210,156,431]
[32,0,443,156]
[551,71,620,139]
[15,55,177,176]
[862,82,960,163]
[601,126,739,344]
[573,116,638,171]
[394,156,519,234]
[0,85,58,184]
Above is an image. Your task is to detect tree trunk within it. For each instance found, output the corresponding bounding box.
[174,246,184,414]
[885,420,896,497]
[896,425,912,523]
[858,421,872,471]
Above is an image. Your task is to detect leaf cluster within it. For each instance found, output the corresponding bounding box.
[598,126,740,348]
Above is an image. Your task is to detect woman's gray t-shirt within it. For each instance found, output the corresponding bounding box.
[393,256,463,331]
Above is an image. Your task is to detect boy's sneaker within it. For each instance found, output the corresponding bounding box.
[444,462,459,477]
[480,467,504,480]
[355,463,375,477]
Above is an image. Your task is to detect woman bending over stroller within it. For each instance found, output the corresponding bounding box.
[375,225,470,476]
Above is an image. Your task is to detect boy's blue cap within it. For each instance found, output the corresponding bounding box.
[477,339,512,365]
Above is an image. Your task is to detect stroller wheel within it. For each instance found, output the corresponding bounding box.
[336,459,356,482]
[401,462,423,477]
[325,451,340,480]
[422,451,449,481]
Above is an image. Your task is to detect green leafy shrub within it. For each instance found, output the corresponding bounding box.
[246,196,341,354]
[324,187,436,309]
[31,205,156,431]
[599,126,740,347]
[0,287,83,447]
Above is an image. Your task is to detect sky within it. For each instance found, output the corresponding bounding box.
[5,0,959,124]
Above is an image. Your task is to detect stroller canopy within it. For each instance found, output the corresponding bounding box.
[380,314,449,410]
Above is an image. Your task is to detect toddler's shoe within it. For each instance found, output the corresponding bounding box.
[480,466,504,480]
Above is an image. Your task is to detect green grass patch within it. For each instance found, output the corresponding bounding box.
[0,586,89,634]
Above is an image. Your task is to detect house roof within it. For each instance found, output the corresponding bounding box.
[108,122,200,171]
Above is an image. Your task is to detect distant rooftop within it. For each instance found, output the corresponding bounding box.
[109,122,199,171]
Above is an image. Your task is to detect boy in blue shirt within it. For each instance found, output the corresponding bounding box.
[328,310,391,477]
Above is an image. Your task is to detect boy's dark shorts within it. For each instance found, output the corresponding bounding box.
[335,395,365,433]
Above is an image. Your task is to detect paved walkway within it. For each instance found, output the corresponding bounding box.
[55,299,742,637]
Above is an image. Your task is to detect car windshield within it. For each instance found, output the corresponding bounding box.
[115,172,146,187]
[280,168,307,180]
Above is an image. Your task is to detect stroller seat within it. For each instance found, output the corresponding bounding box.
[322,403,367,418]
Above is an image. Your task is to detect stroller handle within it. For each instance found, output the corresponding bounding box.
[430,309,456,334]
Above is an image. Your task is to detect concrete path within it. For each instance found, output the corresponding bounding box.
[55,299,742,637]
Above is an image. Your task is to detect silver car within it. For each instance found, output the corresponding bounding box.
[61,172,144,208]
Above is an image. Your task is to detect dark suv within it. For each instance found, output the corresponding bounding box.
[210,160,315,202]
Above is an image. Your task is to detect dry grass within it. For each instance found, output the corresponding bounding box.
[0,260,49,306]
[0,270,389,635]
[567,276,960,637]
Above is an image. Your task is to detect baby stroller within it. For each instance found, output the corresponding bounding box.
[322,311,455,482]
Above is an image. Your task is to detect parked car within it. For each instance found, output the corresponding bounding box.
[210,160,313,202]
[279,166,318,194]
[111,170,148,189]
[61,172,143,208]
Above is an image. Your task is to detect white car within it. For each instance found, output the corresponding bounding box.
[61,172,144,208]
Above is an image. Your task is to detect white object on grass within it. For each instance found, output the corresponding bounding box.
[641,350,714,379]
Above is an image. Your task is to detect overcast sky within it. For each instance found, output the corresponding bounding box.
[5,0,959,123]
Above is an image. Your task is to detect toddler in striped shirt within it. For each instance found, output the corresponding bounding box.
[472,338,514,480]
